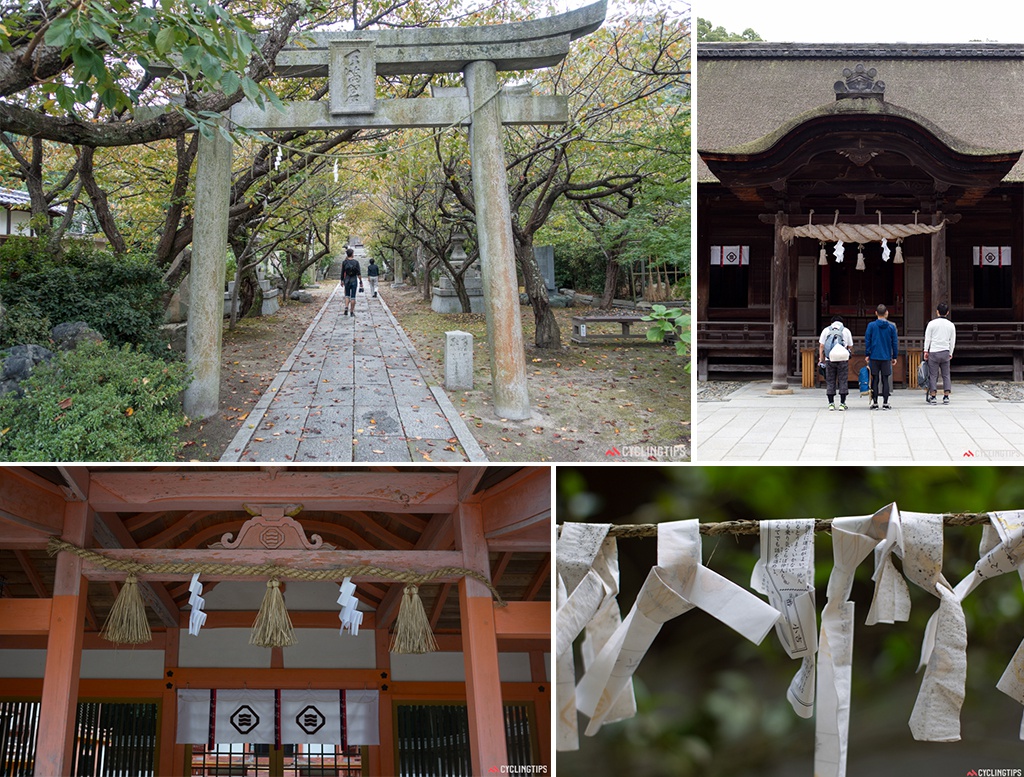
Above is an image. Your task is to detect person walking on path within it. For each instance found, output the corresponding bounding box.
[341,247,363,317]
[924,302,956,405]
[367,258,380,298]
[818,315,854,411]
[864,303,899,410]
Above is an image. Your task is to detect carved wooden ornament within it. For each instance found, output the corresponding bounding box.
[210,505,334,550]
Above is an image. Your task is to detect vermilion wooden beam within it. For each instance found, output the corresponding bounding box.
[0,599,53,634]
[172,518,381,552]
[493,601,549,641]
[455,500,508,773]
[75,548,466,582]
[481,468,550,552]
[0,467,67,534]
[87,471,459,513]
[457,467,488,502]
[171,667,384,688]
[429,582,454,629]
[137,510,219,548]
[337,511,415,550]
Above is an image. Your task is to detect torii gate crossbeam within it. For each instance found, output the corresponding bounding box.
[182,2,607,424]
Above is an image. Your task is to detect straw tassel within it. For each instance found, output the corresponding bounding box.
[250,578,297,648]
[856,244,866,271]
[390,584,438,654]
[101,573,152,644]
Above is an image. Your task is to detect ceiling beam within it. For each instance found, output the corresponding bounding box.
[87,471,460,513]
[481,468,550,552]
[523,558,550,602]
[0,468,68,539]
[14,550,49,598]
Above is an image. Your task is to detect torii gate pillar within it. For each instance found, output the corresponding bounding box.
[179,2,606,423]
[465,60,530,419]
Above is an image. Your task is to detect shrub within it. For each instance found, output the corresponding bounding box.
[0,237,168,352]
[0,340,190,461]
[642,305,692,364]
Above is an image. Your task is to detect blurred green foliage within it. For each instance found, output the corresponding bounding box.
[557,467,1024,777]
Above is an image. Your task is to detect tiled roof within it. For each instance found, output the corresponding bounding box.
[0,187,32,209]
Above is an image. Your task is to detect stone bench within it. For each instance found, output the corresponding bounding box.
[571,315,650,345]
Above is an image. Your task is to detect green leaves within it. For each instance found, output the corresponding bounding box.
[642,306,691,361]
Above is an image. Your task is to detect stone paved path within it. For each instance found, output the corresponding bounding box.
[696,381,1024,462]
[221,285,487,462]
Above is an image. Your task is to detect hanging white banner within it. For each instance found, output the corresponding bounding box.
[215,689,276,744]
[176,689,211,744]
[281,690,343,743]
[346,690,380,745]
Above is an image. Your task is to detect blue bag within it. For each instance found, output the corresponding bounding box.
[858,366,870,393]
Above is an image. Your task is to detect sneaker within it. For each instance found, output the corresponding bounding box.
[838,403,848,411]
[882,403,892,410]
[943,395,950,405]
[870,402,879,410]
[828,403,836,411]
[926,395,937,405]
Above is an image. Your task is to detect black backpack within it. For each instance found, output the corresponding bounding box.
[342,259,359,279]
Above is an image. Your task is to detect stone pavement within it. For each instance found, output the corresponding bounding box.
[695,381,1024,462]
[221,285,487,463]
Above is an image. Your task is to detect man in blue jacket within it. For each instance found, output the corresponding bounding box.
[864,304,899,410]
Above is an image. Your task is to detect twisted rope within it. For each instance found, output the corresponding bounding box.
[47,539,507,606]
[781,221,944,244]
[558,513,993,538]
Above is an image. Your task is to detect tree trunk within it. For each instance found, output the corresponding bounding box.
[600,251,620,309]
[516,241,560,348]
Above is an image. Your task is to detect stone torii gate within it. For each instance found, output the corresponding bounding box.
[183,1,607,422]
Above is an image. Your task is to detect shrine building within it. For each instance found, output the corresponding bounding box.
[0,466,551,776]
[696,43,1024,388]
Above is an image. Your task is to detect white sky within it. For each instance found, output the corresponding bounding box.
[697,0,1024,43]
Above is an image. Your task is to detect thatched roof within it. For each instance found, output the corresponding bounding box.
[697,43,1024,183]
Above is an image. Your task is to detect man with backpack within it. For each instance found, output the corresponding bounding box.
[340,247,363,317]
[864,303,899,410]
[818,315,853,411]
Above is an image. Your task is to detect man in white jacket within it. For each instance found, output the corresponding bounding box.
[923,302,956,405]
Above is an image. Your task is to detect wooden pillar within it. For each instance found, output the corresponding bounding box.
[1013,188,1024,380]
[455,501,508,773]
[34,497,93,777]
[529,651,550,770]
[374,628,395,776]
[770,211,793,392]
[931,212,948,308]
[161,628,182,777]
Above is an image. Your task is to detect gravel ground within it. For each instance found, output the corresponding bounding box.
[973,380,1024,401]
[696,380,746,402]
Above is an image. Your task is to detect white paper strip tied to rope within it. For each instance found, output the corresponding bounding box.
[188,573,207,637]
[913,511,1024,739]
[751,519,817,718]
[815,503,910,777]
[576,520,782,737]
[901,511,966,743]
[555,522,613,751]
[338,577,363,636]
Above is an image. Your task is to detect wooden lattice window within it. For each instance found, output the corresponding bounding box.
[0,699,157,777]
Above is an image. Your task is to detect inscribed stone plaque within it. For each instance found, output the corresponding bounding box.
[329,40,376,115]
[534,245,556,292]
[445,330,474,390]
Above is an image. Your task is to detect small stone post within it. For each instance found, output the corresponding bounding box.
[445,330,474,390]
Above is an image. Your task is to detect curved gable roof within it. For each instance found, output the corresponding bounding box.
[697,43,1024,183]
